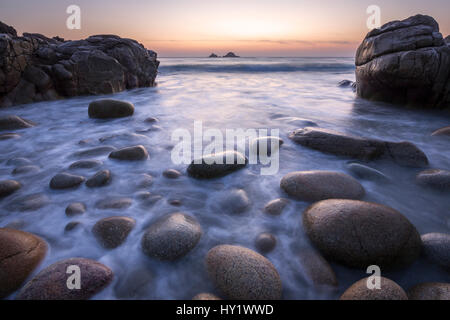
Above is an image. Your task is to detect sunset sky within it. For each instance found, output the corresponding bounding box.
[1,0,449,57]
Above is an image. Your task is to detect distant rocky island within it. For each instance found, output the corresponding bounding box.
[0,21,159,107]
[208,52,240,58]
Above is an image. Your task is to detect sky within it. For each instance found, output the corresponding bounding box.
[1,0,449,57]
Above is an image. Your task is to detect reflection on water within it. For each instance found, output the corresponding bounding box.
[0,57,449,299]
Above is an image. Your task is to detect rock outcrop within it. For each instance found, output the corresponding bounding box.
[0,21,159,107]
[355,15,450,109]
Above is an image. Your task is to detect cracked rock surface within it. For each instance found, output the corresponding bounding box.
[0,21,159,107]
[355,14,450,109]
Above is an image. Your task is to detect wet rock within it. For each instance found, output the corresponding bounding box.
[136,173,154,188]
[6,157,32,167]
[275,117,318,127]
[169,199,182,206]
[416,169,450,191]
[92,216,136,249]
[64,221,82,232]
[163,169,182,179]
[289,127,429,167]
[421,233,450,271]
[338,80,354,87]
[0,180,21,198]
[193,293,221,300]
[407,283,450,300]
[74,146,116,157]
[255,233,277,253]
[432,126,450,136]
[298,249,337,287]
[95,197,132,210]
[206,245,282,300]
[249,136,283,156]
[187,151,248,179]
[0,228,47,298]
[355,14,450,109]
[141,213,202,261]
[220,189,251,214]
[12,165,40,175]
[280,171,365,202]
[303,199,422,269]
[65,202,86,216]
[86,170,111,188]
[16,258,113,300]
[346,162,390,182]
[114,268,153,299]
[144,117,158,123]
[0,115,34,130]
[69,159,103,169]
[49,173,85,189]
[109,145,149,161]
[6,193,49,212]
[0,133,21,140]
[88,99,135,119]
[263,198,289,216]
[340,277,408,300]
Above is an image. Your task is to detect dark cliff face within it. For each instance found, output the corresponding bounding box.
[355,15,450,110]
[0,22,159,107]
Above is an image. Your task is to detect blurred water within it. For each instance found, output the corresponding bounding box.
[1,57,449,300]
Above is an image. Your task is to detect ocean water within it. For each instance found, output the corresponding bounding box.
[1,57,449,299]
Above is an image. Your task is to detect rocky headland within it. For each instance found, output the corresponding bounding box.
[0,21,159,107]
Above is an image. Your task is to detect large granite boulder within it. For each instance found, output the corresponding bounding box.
[0,21,159,107]
[355,15,450,109]
[303,199,422,269]
[289,127,429,167]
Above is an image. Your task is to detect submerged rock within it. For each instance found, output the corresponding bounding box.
[289,127,429,167]
[49,172,85,189]
[432,126,450,136]
[355,14,450,109]
[109,145,149,161]
[6,193,49,212]
[407,282,450,300]
[12,165,40,175]
[92,216,136,249]
[64,221,82,232]
[303,199,422,269]
[193,293,221,300]
[298,249,338,287]
[65,202,86,216]
[0,228,47,298]
[114,267,153,299]
[16,258,113,300]
[141,213,202,261]
[88,99,135,119]
[421,233,450,271]
[219,189,251,214]
[0,115,34,130]
[280,171,365,202]
[255,233,277,253]
[0,20,159,108]
[187,151,248,179]
[206,245,282,300]
[416,169,450,191]
[0,133,21,140]
[74,146,116,157]
[163,169,182,179]
[340,277,408,300]
[95,197,132,210]
[0,180,21,198]
[263,198,290,216]
[249,136,283,156]
[346,162,390,182]
[69,159,103,169]
[86,170,111,188]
